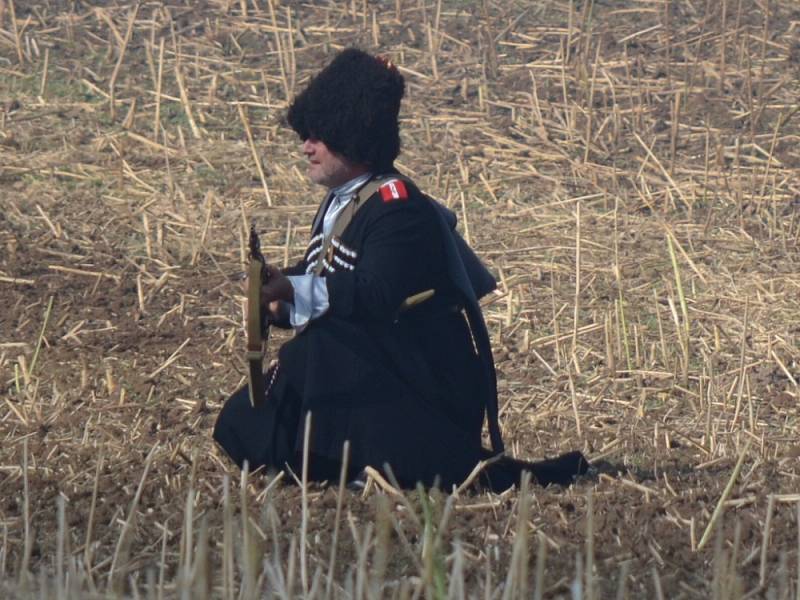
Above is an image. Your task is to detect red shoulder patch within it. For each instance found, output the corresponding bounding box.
[379,179,408,203]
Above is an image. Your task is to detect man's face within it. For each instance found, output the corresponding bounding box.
[302,138,367,188]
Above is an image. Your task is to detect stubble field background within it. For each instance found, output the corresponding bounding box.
[1,0,800,598]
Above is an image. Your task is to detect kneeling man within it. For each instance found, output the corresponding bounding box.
[213,48,587,489]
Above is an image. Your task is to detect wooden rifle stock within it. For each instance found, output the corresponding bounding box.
[246,225,269,407]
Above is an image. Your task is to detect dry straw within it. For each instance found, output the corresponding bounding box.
[1,0,799,597]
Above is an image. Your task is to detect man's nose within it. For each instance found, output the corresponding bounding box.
[302,139,314,155]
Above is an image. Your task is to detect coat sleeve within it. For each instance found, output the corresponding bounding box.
[325,197,440,322]
[267,260,309,328]
[281,260,308,277]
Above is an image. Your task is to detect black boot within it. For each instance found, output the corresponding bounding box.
[482,450,589,492]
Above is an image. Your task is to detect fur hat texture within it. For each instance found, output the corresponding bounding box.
[287,48,405,172]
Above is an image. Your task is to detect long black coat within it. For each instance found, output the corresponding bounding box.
[214,176,502,487]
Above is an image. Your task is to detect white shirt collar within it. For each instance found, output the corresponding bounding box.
[329,172,373,201]
[314,172,374,236]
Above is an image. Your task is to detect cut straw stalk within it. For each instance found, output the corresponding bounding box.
[237,103,272,206]
[634,133,691,211]
[1,523,6,579]
[697,441,751,551]
[83,452,104,578]
[301,411,311,596]
[108,444,159,591]
[8,0,24,63]
[266,0,290,100]
[363,466,402,497]
[324,441,350,600]
[613,200,632,370]
[0,276,35,285]
[568,367,583,439]
[19,438,31,584]
[582,43,601,164]
[760,494,776,586]
[28,296,53,378]
[502,472,531,600]
[153,38,165,141]
[145,337,190,380]
[572,201,581,370]
[174,61,201,139]
[56,496,65,598]
[666,231,690,382]
[239,463,262,598]
[109,4,139,121]
[586,489,595,600]
[48,265,120,281]
[732,300,749,426]
[38,47,49,98]
[222,477,233,600]
[533,532,547,600]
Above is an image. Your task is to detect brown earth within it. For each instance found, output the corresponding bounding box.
[1,1,800,598]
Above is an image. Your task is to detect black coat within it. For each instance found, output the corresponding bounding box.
[214,176,503,488]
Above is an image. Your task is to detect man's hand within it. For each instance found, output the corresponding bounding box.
[260,264,294,307]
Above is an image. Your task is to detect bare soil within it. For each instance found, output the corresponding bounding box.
[1,1,800,598]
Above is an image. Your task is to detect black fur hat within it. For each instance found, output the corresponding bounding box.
[287,48,405,172]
